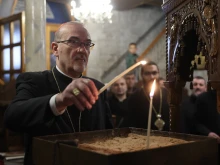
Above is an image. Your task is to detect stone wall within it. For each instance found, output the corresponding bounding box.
[84,6,166,83]
[0,0,14,18]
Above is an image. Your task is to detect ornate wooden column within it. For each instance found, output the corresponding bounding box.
[162,0,220,132]
[164,81,184,132]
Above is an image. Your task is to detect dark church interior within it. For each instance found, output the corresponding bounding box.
[0,0,220,164]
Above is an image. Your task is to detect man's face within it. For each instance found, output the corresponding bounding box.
[52,23,91,75]
[111,78,127,96]
[129,45,137,54]
[125,74,136,88]
[141,65,159,86]
[192,78,206,96]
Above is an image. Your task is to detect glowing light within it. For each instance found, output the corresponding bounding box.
[70,0,113,23]
[149,79,156,97]
[141,60,147,65]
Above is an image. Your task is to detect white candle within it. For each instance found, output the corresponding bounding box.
[147,79,156,148]
[98,60,147,95]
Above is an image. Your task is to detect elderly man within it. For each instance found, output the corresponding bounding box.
[108,77,128,128]
[124,61,170,131]
[180,76,207,134]
[4,21,112,165]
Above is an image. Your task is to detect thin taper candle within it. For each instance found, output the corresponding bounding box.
[98,60,147,95]
[147,79,156,149]
[147,97,153,148]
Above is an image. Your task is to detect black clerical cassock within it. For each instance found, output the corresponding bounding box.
[4,67,113,165]
[124,87,170,131]
[108,95,129,128]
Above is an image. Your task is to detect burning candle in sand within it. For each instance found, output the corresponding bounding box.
[147,79,156,149]
[98,60,147,95]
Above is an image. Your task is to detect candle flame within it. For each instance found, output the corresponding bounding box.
[149,79,156,97]
[141,60,147,65]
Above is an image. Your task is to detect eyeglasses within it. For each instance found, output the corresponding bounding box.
[56,40,95,49]
[143,71,158,76]
[192,83,205,86]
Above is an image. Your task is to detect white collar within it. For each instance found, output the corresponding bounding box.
[56,65,82,79]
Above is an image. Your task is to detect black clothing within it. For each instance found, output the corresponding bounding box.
[127,87,138,97]
[108,95,128,127]
[195,90,220,162]
[4,67,113,165]
[180,95,197,134]
[195,90,220,136]
[124,88,170,131]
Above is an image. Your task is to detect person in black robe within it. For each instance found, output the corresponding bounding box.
[194,90,220,140]
[123,61,170,131]
[108,77,129,128]
[4,22,113,165]
[180,76,207,134]
[194,90,220,161]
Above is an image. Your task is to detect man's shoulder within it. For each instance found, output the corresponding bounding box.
[181,96,194,111]
[18,70,50,79]
[128,88,143,100]
[197,90,216,101]
[181,96,190,103]
[17,70,51,85]
[108,95,117,103]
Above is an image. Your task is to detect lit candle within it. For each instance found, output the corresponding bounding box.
[98,60,147,95]
[147,79,156,149]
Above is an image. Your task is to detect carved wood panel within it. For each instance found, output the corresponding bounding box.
[164,0,218,82]
[162,0,220,131]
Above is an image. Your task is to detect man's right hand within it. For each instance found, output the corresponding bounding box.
[208,132,220,143]
[55,78,98,112]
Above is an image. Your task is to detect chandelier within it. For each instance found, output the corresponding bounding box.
[70,0,113,23]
